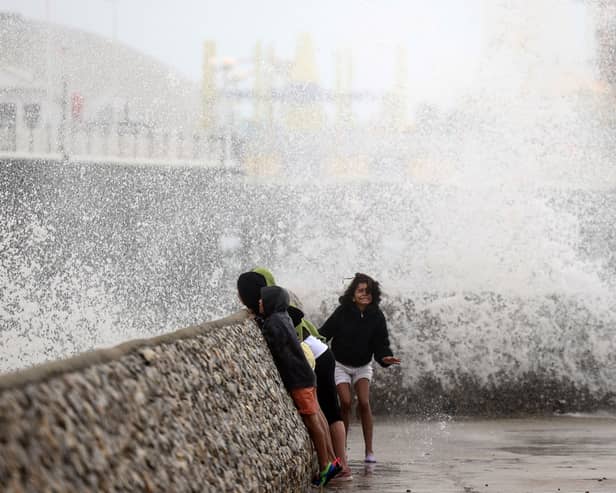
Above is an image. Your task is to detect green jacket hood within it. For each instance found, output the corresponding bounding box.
[252,266,276,286]
[252,267,324,342]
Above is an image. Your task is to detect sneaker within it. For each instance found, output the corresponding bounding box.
[364,452,376,463]
[312,460,342,487]
[312,462,332,487]
[325,460,343,485]
[329,469,353,482]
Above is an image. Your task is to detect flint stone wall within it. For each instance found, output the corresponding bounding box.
[0,312,314,492]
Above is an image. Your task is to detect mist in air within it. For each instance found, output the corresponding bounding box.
[1,0,615,414]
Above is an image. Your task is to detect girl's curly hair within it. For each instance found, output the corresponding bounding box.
[339,272,381,306]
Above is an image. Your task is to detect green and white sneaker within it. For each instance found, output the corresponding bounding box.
[311,458,343,487]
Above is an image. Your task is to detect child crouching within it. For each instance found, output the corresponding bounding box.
[257,285,341,487]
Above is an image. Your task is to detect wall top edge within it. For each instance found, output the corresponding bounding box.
[0,310,250,392]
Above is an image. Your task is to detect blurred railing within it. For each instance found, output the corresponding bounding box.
[0,121,245,167]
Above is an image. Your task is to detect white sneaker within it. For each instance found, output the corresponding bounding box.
[330,469,353,482]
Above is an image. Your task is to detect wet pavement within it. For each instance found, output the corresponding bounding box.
[324,415,616,493]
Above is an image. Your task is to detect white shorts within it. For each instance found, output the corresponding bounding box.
[334,361,373,386]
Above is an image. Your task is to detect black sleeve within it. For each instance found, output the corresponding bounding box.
[318,305,342,341]
[373,311,394,367]
[261,319,285,356]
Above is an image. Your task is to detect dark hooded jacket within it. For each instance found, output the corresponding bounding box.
[319,302,393,367]
[237,271,267,314]
[259,286,316,391]
[243,267,324,343]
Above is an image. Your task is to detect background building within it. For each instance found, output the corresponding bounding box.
[0,12,201,160]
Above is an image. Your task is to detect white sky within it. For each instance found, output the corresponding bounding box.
[2,0,595,108]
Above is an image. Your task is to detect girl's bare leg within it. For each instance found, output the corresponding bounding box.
[336,382,353,437]
[329,420,350,471]
[354,378,373,456]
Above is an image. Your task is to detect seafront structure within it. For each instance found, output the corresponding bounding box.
[0,12,202,163]
[2,4,615,180]
[0,12,414,177]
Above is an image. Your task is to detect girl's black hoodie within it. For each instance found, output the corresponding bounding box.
[319,302,393,367]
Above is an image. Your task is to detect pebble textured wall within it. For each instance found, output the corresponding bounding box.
[0,312,314,492]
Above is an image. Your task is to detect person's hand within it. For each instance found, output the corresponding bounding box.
[382,356,400,365]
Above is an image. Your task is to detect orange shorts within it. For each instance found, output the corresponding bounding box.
[290,387,319,416]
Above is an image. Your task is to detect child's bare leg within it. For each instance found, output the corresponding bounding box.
[329,420,349,471]
[336,383,352,437]
[302,413,330,468]
[318,409,336,459]
[354,378,373,456]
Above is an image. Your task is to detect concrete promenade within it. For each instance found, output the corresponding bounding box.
[328,415,615,493]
